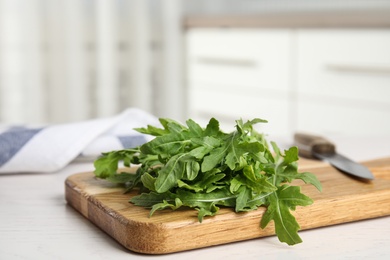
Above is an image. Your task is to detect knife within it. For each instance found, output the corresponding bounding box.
[294,132,374,180]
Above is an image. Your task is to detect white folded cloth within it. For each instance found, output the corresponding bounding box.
[0,108,159,174]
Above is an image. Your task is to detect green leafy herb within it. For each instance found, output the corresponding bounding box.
[93,117,322,245]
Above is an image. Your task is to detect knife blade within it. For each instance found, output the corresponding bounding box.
[294,132,374,180]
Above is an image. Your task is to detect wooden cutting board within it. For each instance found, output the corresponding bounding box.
[65,157,390,254]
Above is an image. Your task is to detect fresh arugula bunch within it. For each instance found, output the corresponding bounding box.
[94,117,322,245]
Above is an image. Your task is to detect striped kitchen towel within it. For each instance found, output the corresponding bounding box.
[0,108,159,174]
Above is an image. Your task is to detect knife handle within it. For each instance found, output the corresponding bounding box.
[294,132,336,159]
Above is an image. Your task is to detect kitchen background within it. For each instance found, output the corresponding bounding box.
[1,0,389,137]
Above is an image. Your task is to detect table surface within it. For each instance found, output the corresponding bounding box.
[1,134,390,260]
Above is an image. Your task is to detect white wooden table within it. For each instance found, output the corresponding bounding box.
[1,134,390,259]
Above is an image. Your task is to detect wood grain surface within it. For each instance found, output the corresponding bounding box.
[65,157,390,254]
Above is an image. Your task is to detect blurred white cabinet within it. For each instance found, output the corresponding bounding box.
[296,29,390,135]
[186,28,390,135]
[186,29,293,134]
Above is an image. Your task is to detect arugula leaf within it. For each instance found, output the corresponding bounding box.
[235,186,252,211]
[149,198,183,217]
[261,185,314,245]
[94,153,119,178]
[94,149,138,178]
[201,146,228,172]
[140,133,190,155]
[140,172,156,191]
[186,119,204,137]
[107,172,137,184]
[185,161,200,181]
[94,117,322,246]
[154,153,188,193]
[130,191,176,207]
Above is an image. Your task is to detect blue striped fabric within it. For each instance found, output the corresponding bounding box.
[0,108,160,173]
[118,135,147,149]
[0,127,42,166]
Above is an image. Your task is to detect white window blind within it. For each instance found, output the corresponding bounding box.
[0,0,183,124]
